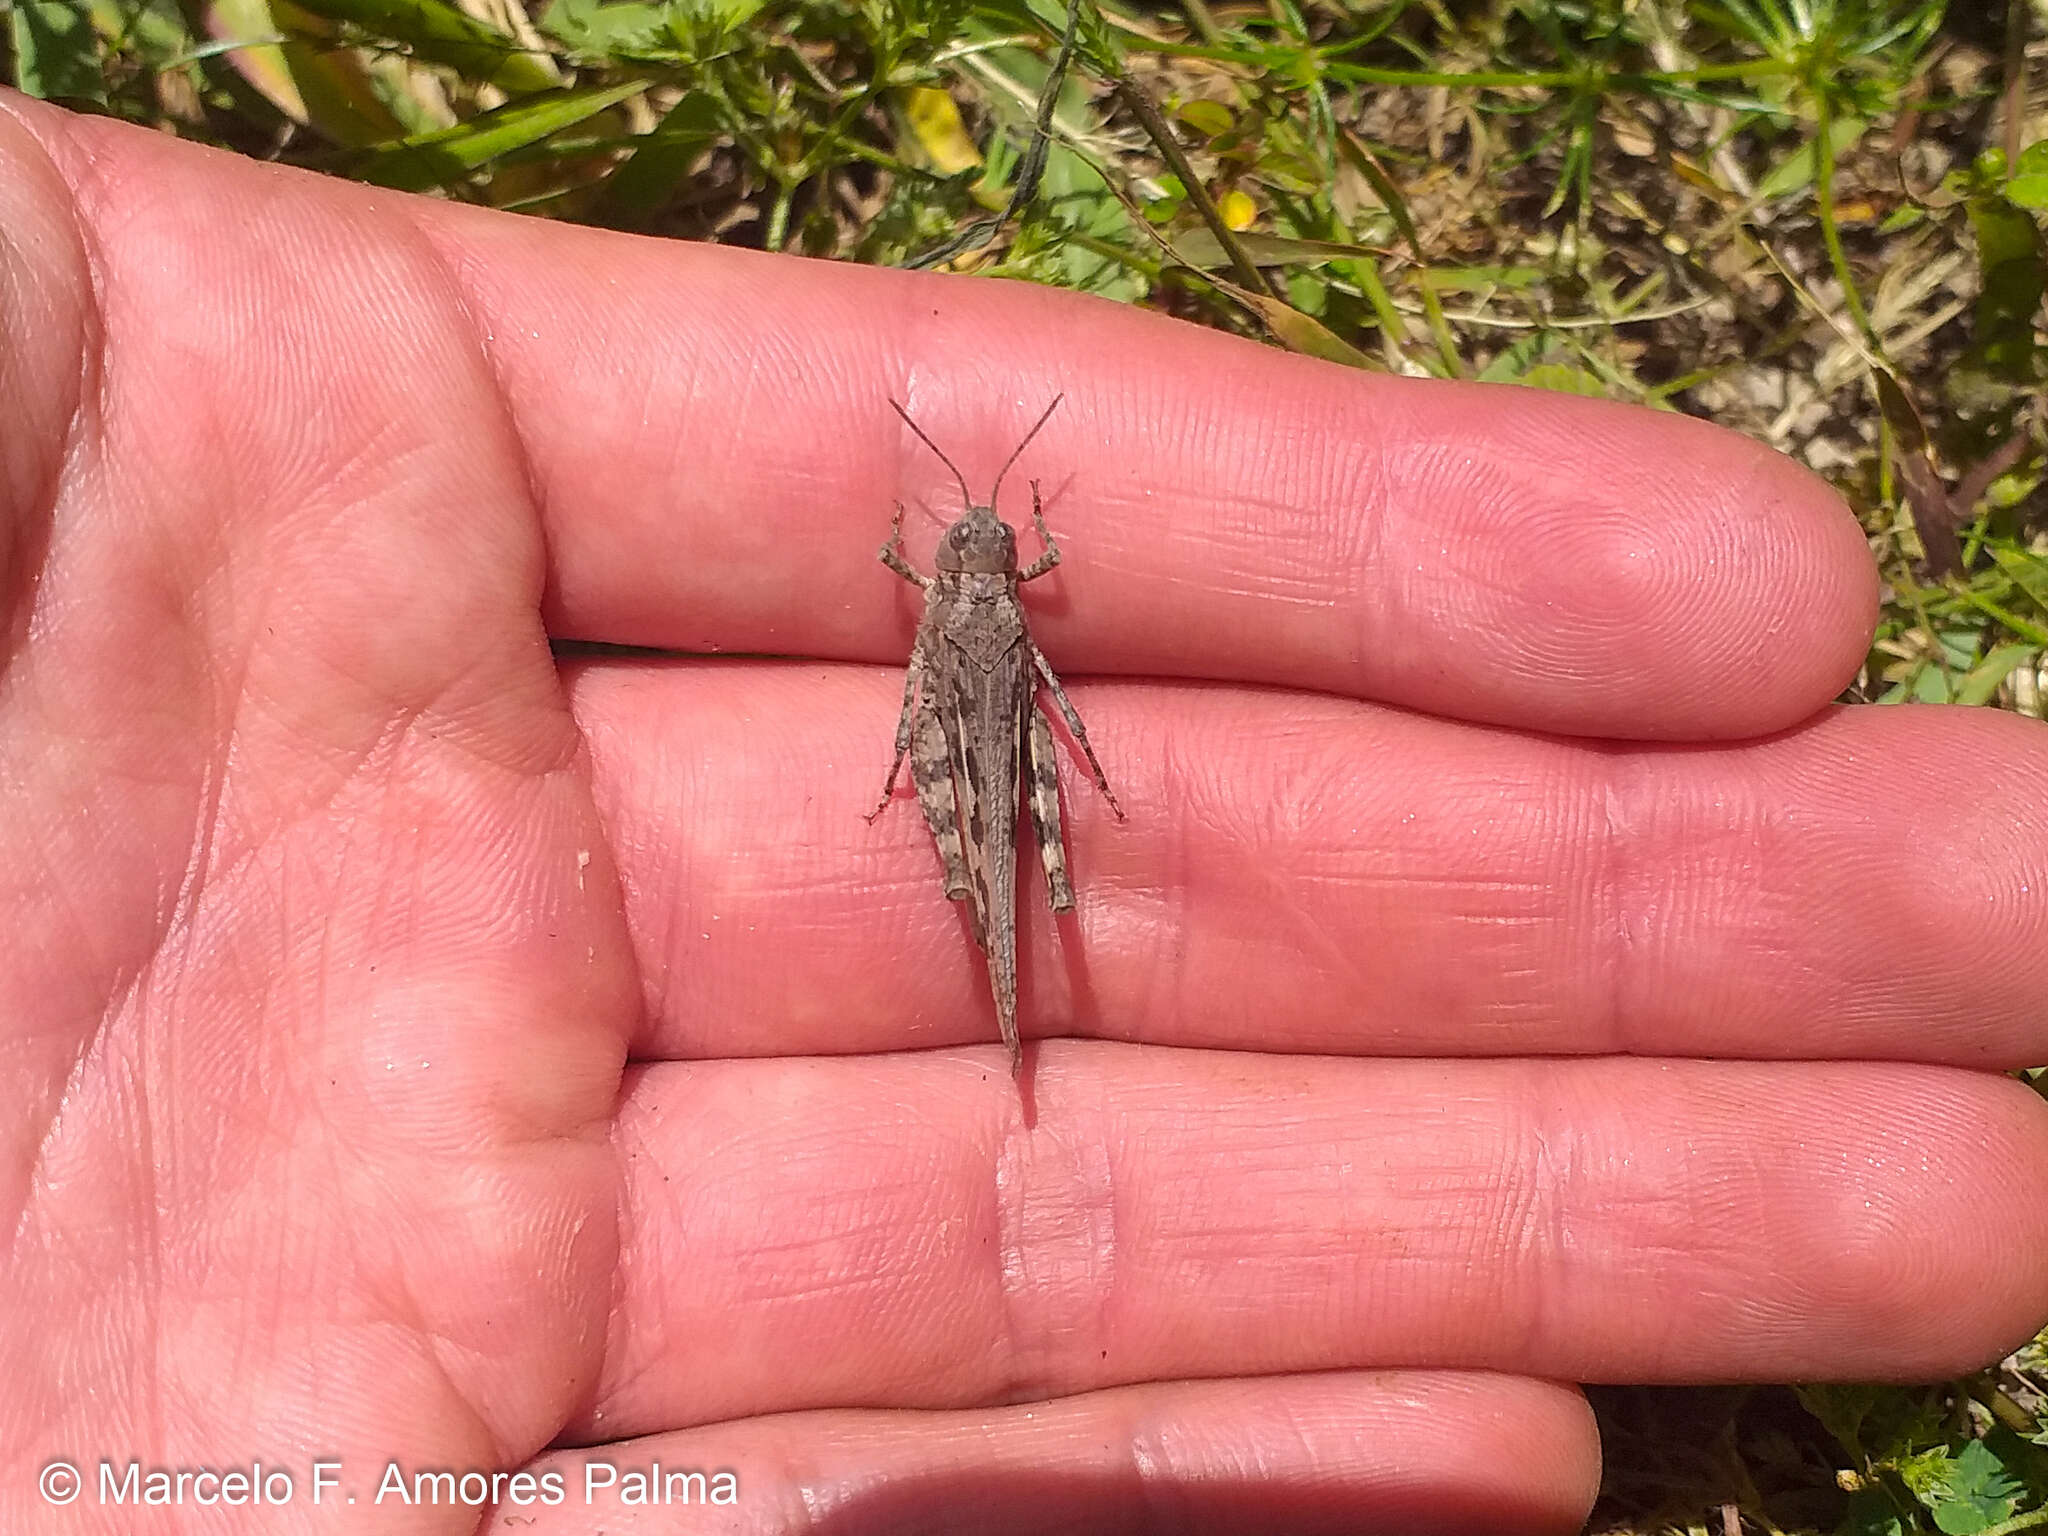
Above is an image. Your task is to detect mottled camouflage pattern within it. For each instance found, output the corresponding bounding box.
[868,398,1121,1071]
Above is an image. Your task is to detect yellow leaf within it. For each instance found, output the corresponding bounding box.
[901,85,981,175]
[1213,282,1374,370]
[1174,98,1232,138]
[1218,188,1256,231]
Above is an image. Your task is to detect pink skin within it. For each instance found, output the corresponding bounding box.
[0,89,2043,1536]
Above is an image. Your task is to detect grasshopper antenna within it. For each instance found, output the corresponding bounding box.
[990,394,1064,507]
[888,398,974,509]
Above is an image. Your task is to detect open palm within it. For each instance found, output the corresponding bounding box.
[3,92,2045,1536]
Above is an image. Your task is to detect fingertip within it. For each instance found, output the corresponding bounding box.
[1364,382,1879,738]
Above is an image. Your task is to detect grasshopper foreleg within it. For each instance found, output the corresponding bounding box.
[1018,480,1061,582]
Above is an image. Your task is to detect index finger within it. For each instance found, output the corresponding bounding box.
[432,205,1876,741]
[58,108,1875,740]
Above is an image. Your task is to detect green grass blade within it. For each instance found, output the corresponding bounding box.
[1167,230,1388,269]
[356,79,646,191]
[1756,112,1867,200]
[595,89,722,227]
[1992,548,2048,614]
[288,0,560,93]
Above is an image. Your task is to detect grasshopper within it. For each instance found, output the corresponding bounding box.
[867,395,1123,1073]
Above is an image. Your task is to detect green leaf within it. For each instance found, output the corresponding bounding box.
[288,0,558,93]
[1935,627,1982,671]
[679,0,762,29]
[1757,114,1867,200]
[1422,264,1544,293]
[356,80,646,191]
[596,89,722,227]
[1476,332,1546,383]
[1169,229,1385,270]
[2005,174,2048,211]
[1142,173,1184,224]
[9,0,109,102]
[1955,644,2038,706]
[1515,361,1609,396]
[1837,1484,1908,1536]
[538,0,670,56]
[1993,547,2048,611]
[1284,267,1327,316]
[1965,195,2046,382]
[88,0,191,61]
[1926,1438,2024,1534]
[1174,98,1232,139]
[1973,191,2045,272]
[1039,145,1144,302]
[540,0,759,54]
[1914,665,1954,702]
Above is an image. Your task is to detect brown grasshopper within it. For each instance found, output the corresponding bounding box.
[867,395,1123,1073]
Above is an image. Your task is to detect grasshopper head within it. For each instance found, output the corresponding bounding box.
[933,505,1016,574]
[889,395,1062,579]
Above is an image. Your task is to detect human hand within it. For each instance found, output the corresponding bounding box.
[2,92,2044,1536]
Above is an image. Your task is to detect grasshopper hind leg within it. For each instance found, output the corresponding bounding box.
[1026,704,1075,912]
[910,695,980,935]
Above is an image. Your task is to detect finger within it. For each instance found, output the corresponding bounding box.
[454,209,1875,742]
[590,1053,2048,1434]
[36,106,1871,741]
[487,1374,1598,1536]
[573,661,2048,1067]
